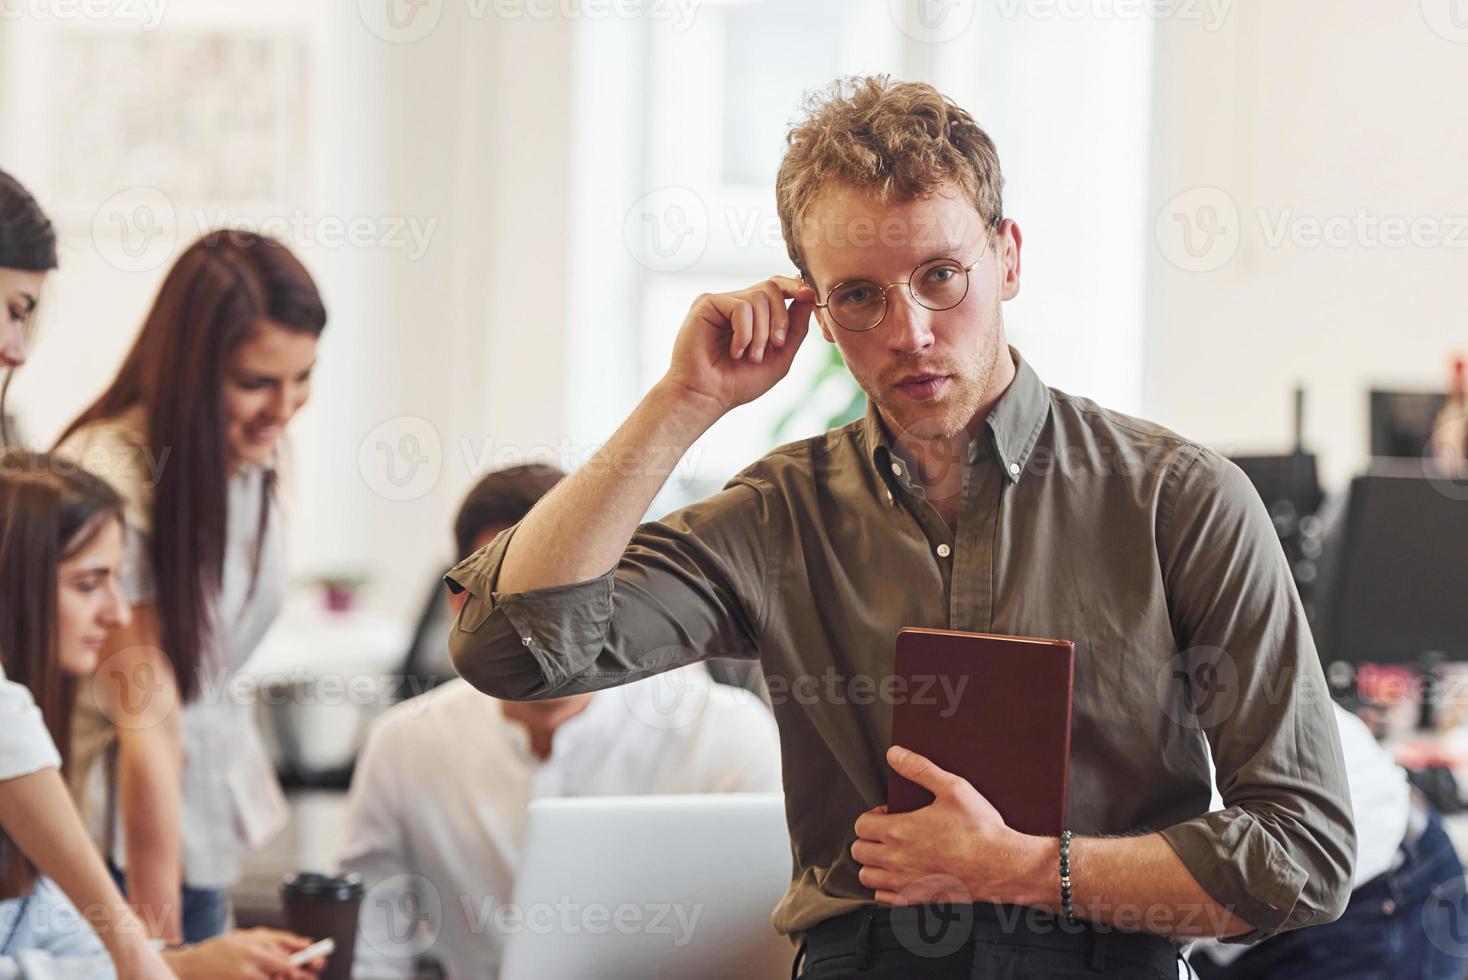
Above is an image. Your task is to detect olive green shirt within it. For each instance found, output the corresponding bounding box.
[445,348,1354,943]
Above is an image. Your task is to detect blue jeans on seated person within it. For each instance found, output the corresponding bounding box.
[108,860,231,945]
[1191,807,1468,980]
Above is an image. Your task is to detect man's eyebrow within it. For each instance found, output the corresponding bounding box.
[826,243,972,284]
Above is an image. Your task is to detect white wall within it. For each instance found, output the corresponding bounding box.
[1146,1,1468,492]
[0,1,583,622]
[11,0,1455,624]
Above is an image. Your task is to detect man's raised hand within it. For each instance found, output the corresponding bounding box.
[661,275,816,419]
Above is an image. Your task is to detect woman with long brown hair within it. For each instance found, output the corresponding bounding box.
[0,168,173,980]
[0,450,324,979]
[57,229,327,944]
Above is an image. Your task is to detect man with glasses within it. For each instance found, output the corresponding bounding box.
[445,75,1354,978]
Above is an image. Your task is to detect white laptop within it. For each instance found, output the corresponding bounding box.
[499,793,794,980]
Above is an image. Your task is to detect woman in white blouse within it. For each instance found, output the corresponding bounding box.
[0,449,324,979]
[56,230,326,945]
[0,168,171,980]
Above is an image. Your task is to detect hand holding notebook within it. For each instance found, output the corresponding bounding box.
[886,627,1075,836]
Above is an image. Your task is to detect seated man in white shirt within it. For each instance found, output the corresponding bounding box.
[1190,702,1468,979]
[337,464,783,980]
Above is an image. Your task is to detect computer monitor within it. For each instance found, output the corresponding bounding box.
[1315,473,1468,665]
[1230,452,1323,518]
[1370,390,1447,460]
[499,794,794,980]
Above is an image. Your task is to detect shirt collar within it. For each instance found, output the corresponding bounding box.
[860,345,1051,491]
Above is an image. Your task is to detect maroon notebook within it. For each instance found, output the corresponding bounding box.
[886,627,1075,837]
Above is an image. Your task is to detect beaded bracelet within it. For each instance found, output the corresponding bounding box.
[1059,829,1075,925]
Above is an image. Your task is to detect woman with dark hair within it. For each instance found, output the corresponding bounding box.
[0,167,58,444]
[0,450,325,979]
[56,229,327,944]
[0,169,174,980]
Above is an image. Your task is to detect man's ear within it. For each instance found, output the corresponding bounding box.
[999,219,1022,302]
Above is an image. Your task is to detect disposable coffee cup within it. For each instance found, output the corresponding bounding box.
[279,871,364,980]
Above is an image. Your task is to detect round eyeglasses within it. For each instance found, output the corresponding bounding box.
[811,226,999,333]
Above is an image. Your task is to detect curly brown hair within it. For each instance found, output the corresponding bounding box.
[776,75,1005,279]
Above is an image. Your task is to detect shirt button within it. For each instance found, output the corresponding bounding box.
[1008,462,1020,476]
[936,544,952,558]
[521,636,533,647]
[891,462,903,477]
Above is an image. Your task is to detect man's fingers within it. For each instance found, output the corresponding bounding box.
[858,865,905,892]
[748,290,771,363]
[769,273,816,300]
[728,300,753,358]
[754,282,788,348]
[850,838,884,867]
[785,297,815,345]
[853,806,890,841]
[888,745,956,795]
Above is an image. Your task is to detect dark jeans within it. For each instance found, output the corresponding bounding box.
[108,860,231,945]
[1192,808,1468,980]
[794,904,1181,979]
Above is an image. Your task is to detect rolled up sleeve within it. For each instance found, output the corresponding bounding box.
[445,476,774,701]
[1154,448,1355,941]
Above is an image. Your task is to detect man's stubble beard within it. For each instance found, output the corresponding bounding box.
[862,297,1006,446]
